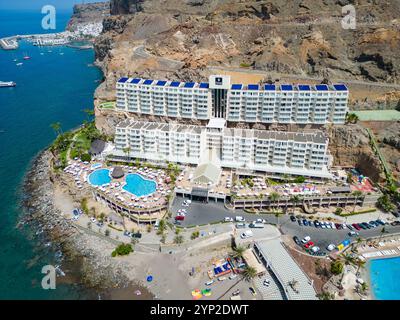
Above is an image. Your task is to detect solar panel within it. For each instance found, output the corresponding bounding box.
[118,77,128,83]
[170,81,181,87]
[281,84,293,91]
[184,82,195,88]
[315,84,328,91]
[231,84,243,90]
[130,78,141,84]
[264,84,276,91]
[298,85,311,91]
[156,80,167,86]
[199,82,209,89]
[333,84,348,91]
[143,79,153,85]
[248,84,259,90]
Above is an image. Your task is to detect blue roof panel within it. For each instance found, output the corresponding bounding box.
[248,84,259,90]
[199,82,209,89]
[184,82,195,88]
[231,84,243,90]
[130,78,141,84]
[333,84,348,91]
[143,79,153,85]
[298,84,311,91]
[281,84,293,91]
[170,81,181,87]
[118,77,128,83]
[156,80,167,86]
[315,84,328,91]
[264,84,276,91]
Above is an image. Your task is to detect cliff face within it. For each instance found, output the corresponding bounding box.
[110,0,144,15]
[67,2,110,32]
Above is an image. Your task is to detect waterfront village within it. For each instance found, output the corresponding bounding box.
[48,74,400,301]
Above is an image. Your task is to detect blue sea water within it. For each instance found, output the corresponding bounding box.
[88,169,112,186]
[369,256,400,300]
[123,174,157,197]
[0,9,102,299]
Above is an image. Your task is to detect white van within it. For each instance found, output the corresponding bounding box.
[235,216,245,222]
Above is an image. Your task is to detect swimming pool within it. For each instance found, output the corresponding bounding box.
[122,174,157,197]
[369,256,400,300]
[88,168,111,186]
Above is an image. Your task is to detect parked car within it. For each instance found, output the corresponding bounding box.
[298,219,303,226]
[335,223,342,230]
[232,289,240,296]
[391,221,400,226]
[175,215,185,221]
[131,232,142,239]
[352,223,361,231]
[301,236,311,244]
[249,222,265,228]
[236,222,246,229]
[348,231,359,237]
[290,215,296,222]
[327,244,336,251]
[235,216,245,222]
[293,236,301,245]
[302,219,308,226]
[304,241,315,249]
[311,246,320,253]
[375,219,385,226]
[224,217,234,222]
[240,230,253,239]
[249,287,257,296]
[393,211,400,218]
[314,220,320,228]
[255,218,267,224]
[320,222,327,229]
[347,224,354,231]
[369,221,378,227]
[263,279,270,286]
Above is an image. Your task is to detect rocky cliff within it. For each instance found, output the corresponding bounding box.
[67,1,110,32]
[93,0,400,109]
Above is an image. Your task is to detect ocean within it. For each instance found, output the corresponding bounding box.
[0,9,103,299]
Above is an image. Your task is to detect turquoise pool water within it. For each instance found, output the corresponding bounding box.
[369,256,400,300]
[123,174,157,197]
[88,169,111,186]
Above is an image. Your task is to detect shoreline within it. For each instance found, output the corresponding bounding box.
[20,149,154,300]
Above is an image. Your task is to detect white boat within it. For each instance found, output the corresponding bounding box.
[0,81,16,87]
[16,62,23,66]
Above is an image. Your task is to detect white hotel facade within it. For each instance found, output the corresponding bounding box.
[116,75,348,125]
[111,75,348,179]
[113,119,332,179]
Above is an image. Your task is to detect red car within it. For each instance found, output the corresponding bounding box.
[352,223,361,231]
[304,241,314,249]
[175,215,185,221]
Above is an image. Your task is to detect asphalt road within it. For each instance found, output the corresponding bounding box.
[171,197,400,253]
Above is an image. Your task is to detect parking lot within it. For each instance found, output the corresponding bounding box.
[171,196,400,254]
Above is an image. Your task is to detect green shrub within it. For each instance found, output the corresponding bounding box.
[330,261,343,275]
[111,243,133,257]
[191,231,200,240]
[81,153,91,162]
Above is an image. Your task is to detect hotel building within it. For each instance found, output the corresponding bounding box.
[116,75,348,125]
[112,119,332,179]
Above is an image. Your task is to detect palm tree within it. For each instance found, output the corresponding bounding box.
[122,146,131,160]
[352,190,363,213]
[352,237,363,252]
[378,227,388,242]
[50,122,62,136]
[242,266,257,281]
[269,192,280,210]
[355,258,366,276]
[274,211,283,225]
[290,195,301,213]
[232,246,246,259]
